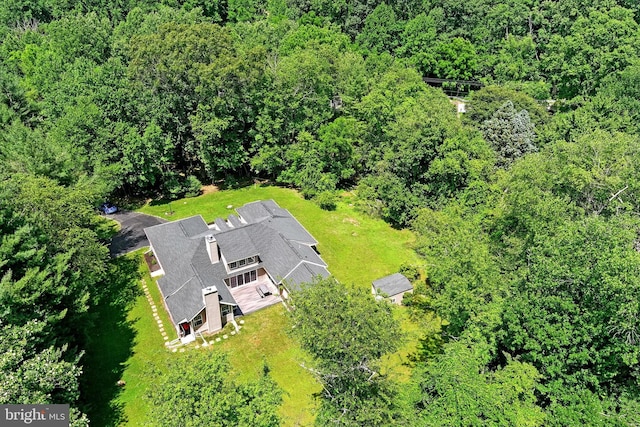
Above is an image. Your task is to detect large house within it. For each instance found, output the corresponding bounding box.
[144,200,329,342]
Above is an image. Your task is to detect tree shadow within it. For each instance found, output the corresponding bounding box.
[148,197,176,207]
[146,178,274,207]
[79,255,142,426]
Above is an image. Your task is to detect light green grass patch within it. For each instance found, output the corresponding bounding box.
[115,252,176,426]
[215,304,320,426]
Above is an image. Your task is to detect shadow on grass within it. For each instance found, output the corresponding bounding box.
[146,178,274,207]
[148,198,177,208]
[80,255,142,426]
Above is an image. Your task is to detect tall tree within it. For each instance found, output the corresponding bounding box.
[414,339,544,426]
[288,277,404,426]
[543,6,640,99]
[481,101,537,168]
[146,351,282,427]
[497,214,640,421]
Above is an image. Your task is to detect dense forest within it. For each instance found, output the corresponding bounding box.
[2,0,640,424]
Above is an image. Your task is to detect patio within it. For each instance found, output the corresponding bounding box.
[231,279,282,315]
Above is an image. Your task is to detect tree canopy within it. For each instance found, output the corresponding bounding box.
[2,0,640,424]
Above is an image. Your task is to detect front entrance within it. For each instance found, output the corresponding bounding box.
[179,322,191,337]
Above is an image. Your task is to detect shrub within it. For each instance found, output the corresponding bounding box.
[184,175,202,197]
[315,191,337,211]
[162,173,183,199]
[399,262,420,282]
[162,174,202,199]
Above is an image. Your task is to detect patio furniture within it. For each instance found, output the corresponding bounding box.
[258,283,271,296]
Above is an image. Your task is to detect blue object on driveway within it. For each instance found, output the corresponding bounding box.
[100,202,118,214]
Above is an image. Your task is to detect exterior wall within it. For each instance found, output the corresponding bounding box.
[221,304,234,327]
[204,290,223,332]
[193,309,207,333]
[148,246,165,277]
[150,268,164,278]
[226,269,259,288]
[449,98,467,114]
[372,286,414,305]
[389,289,413,305]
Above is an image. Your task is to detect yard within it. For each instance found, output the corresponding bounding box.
[87,185,422,426]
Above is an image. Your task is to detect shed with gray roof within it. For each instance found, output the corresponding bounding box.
[372,273,414,305]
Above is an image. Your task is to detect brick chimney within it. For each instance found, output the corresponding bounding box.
[206,234,219,263]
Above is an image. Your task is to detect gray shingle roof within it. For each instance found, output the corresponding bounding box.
[215,226,259,263]
[372,273,413,297]
[236,201,272,223]
[144,200,330,326]
[165,276,205,323]
[262,217,316,244]
[214,218,230,231]
[180,215,211,237]
[146,216,238,323]
[227,214,243,228]
[283,262,330,291]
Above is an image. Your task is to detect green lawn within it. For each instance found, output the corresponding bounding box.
[215,305,320,426]
[112,274,319,426]
[91,185,421,426]
[114,253,177,425]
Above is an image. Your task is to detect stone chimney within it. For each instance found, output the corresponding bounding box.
[203,286,222,332]
[206,234,219,263]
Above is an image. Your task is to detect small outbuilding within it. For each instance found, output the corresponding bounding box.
[372,273,414,305]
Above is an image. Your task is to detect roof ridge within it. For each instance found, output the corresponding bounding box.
[216,220,252,235]
[280,260,306,282]
[178,220,188,237]
[191,263,207,290]
[299,259,328,269]
[165,265,199,299]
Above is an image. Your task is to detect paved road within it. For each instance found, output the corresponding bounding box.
[108,211,168,257]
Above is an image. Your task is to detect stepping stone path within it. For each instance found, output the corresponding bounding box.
[141,280,170,346]
[141,280,215,352]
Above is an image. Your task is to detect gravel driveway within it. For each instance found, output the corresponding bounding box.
[108,211,168,257]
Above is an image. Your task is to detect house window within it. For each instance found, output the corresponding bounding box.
[193,313,203,327]
[228,270,258,288]
[221,304,232,316]
[229,257,258,272]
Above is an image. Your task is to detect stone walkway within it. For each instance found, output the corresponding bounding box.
[141,281,169,343]
[142,280,247,352]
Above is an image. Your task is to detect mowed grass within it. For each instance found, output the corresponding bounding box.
[101,185,421,425]
[114,252,177,426]
[215,304,320,426]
